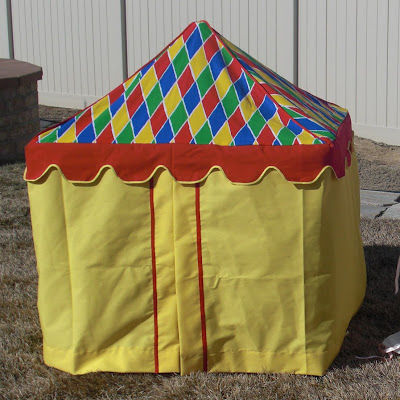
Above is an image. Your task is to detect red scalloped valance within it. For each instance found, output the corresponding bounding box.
[25,114,352,184]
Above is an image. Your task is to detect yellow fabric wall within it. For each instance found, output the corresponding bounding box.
[27,155,365,375]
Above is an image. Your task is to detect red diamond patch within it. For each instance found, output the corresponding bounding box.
[126,85,144,118]
[150,104,167,135]
[174,121,193,143]
[227,107,245,138]
[202,85,220,117]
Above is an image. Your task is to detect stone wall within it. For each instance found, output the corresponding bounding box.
[0,81,40,164]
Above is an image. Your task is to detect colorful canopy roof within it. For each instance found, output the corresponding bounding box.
[25,21,353,183]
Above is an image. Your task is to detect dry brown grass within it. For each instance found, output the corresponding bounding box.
[39,105,80,123]
[1,130,400,398]
[354,136,400,191]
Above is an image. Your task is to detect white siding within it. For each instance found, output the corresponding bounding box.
[126,0,297,82]
[11,0,124,108]
[299,0,400,144]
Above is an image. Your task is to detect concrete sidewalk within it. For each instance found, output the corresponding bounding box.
[361,190,400,219]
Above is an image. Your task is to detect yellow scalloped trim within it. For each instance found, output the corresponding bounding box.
[23,160,351,186]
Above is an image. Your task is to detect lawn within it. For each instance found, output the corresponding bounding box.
[1,113,400,399]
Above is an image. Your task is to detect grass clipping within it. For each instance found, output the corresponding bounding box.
[1,161,400,400]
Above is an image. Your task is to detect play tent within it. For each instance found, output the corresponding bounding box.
[25,21,366,375]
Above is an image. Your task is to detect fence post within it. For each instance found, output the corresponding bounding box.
[120,0,128,80]
[0,0,14,58]
[6,0,14,58]
[293,0,299,86]
[276,0,298,83]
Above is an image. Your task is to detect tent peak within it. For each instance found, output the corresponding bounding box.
[35,21,348,147]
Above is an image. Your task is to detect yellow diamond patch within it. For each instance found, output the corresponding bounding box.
[140,67,157,97]
[168,36,184,60]
[164,84,181,116]
[189,104,206,134]
[58,124,76,143]
[296,130,315,144]
[112,104,129,136]
[135,121,154,143]
[93,96,110,119]
[267,112,284,136]
[215,70,232,100]
[190,48,208,79]
[213,122,232,145]
[240,97,257,122]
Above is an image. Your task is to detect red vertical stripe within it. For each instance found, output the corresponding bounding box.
[195,183,208,372]
[149,178,159,373]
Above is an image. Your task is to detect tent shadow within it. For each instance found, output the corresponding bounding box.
[330,244,400,370]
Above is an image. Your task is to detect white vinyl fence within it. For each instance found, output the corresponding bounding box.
[8,0,125,108]
[299,0,400,145]
[3,0,295,109]
[125,0,297,81]
[2,0,400,144]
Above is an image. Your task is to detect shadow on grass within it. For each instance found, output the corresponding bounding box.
[0,159,25,167]
[331,244,400,370]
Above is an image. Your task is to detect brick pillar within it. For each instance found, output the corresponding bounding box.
[0,59,42,164]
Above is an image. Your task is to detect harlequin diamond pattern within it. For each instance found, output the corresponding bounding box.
[38,21,347,146]
[219,35,347,143]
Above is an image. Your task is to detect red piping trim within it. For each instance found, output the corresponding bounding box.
[195,183,208,372]
[149,178,159,373]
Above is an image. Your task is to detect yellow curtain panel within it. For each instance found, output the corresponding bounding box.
[27,154,365,375]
